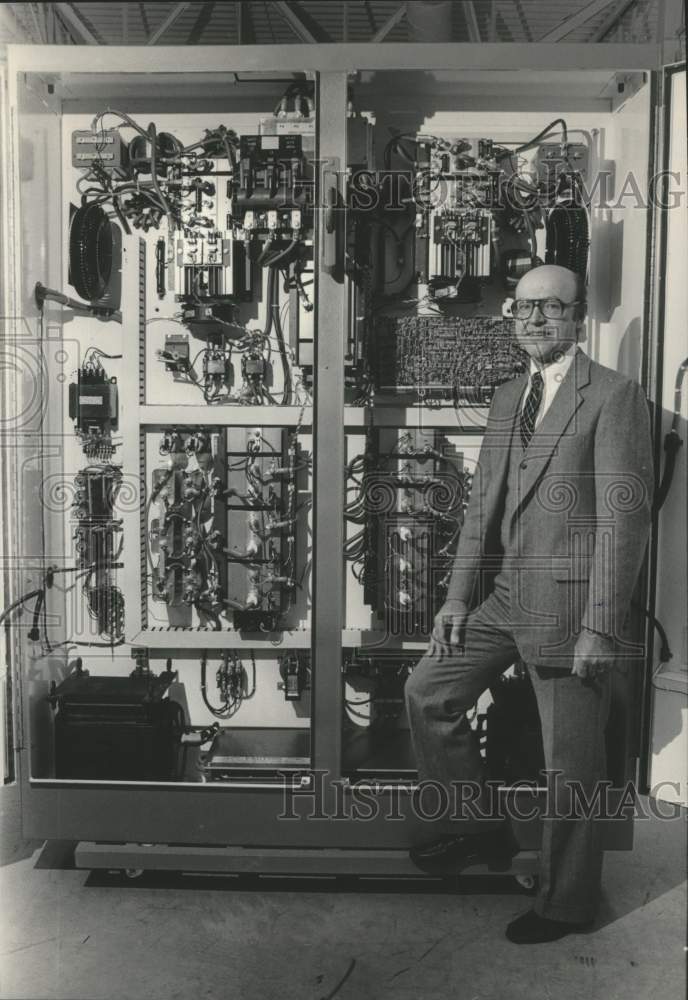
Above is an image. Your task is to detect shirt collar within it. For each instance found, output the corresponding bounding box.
[529,343,578,380]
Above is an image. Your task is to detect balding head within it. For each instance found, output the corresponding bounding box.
[514,265,584,309]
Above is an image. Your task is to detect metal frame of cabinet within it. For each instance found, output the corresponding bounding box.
[2,41,670,873]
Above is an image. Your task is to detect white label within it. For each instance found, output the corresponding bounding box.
[276,120,314,134]
[261,136,280,150]
[79,395,104,406]
[77,134,115,144]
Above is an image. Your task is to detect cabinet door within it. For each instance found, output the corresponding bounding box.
[642,63,687,799]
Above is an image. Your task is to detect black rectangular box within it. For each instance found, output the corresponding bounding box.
[50,672,182,781]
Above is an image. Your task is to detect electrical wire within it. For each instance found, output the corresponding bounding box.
[272,271,292,405]
[0,588,42,629]
[83,347,123,362]
[496,119,569,160]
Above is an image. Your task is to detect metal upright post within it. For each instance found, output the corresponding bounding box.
[312,72,348,800]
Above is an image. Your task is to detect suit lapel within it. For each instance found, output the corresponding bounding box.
[518,348,591,502]
[486,373,526,507]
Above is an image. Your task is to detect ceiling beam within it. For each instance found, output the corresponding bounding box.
[46,3,57,43]
[237,0,255,44]
[371,4,407,42]
[590,0,637,41]
[513,0,533,41]
[147,2,190,45]
[51,5,73,43]
[138,2,149,37]
[55,3,102,44]
[464,1,481,42]
[28,2,47,43]
[273,1,332,43]
[187,1,215,43]
[540,0,617,42]
[489,1,514,41]
[39,2,53,43]
[488,1,497,41]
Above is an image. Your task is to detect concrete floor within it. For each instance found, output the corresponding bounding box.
[0,788,685,1000]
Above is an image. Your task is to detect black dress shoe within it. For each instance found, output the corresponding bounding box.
[506,909,593,944]
[409,826,518,875]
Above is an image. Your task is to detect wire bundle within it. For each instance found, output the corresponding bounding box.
[80,110,239,235]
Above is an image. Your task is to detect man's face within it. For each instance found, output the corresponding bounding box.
[511,266,584,366]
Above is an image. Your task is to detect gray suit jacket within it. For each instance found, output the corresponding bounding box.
[445,348,654,666]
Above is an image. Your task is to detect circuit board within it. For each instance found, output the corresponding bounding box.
[372,315,528,401]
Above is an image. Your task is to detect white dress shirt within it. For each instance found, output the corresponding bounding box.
[521,343,578,429]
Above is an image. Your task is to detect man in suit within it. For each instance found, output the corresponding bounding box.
[405,264,654,944]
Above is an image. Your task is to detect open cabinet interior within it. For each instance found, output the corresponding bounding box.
[15,69,317,786]
[338,68,652,784]
[2,47,662,850]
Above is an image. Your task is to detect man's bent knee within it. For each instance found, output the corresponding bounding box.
[404,656,432,709]
[405,654,477,713]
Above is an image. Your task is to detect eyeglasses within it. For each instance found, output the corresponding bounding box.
[510,298,581,320]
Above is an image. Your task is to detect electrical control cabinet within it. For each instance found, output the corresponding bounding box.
[2,44,670,872]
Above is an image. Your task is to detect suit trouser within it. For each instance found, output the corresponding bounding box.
[404,574,611,924]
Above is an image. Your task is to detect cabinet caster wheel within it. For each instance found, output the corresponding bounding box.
[124,868,144,880]
[514,874,537,893]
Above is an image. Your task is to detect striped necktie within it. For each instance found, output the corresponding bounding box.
[520,371,544,450]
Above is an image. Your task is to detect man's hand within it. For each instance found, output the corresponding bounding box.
[428,601,470,660]
[572,628,617,680]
